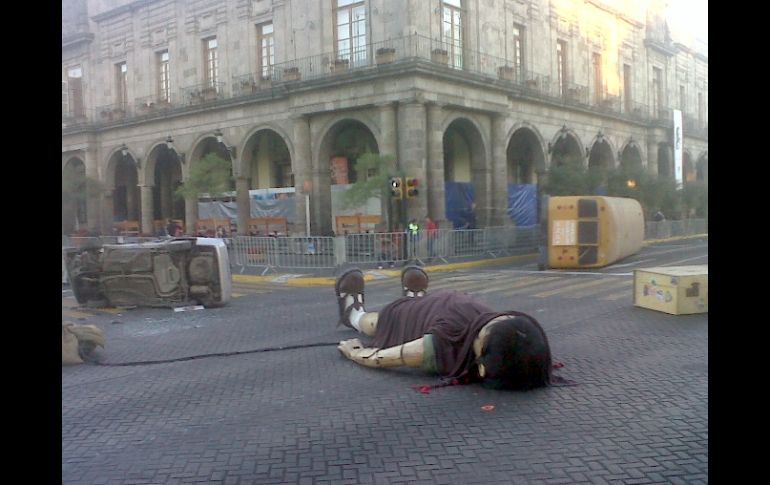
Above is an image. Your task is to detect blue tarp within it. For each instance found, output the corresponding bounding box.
[445,182,475,229]
[507,184,537,226]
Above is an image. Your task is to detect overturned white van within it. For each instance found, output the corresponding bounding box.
[64,237,232,308]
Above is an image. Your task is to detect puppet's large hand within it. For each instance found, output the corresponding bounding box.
[337,338,364,359]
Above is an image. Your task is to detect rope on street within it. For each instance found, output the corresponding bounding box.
[87,341,340,367]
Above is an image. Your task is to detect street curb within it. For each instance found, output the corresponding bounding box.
[643,233,708,245]
[233,253,538,287]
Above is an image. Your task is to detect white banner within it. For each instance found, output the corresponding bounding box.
[673,109,683,189]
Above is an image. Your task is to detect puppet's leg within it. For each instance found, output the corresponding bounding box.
[401,266,429,297]
[335,267,378,336]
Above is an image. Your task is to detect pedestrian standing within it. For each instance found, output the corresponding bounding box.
[424,216,438,258]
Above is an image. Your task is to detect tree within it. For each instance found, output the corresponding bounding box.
[339,152,396,231]
[542,162,591,195]
[175,153,234,200]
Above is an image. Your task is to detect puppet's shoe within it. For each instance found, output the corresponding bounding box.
[335,268,365,328]
[402,265,428,297]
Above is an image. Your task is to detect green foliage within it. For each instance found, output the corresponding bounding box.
[175,153,233,199]
[543,163,602,195]
[544,162,707,220]
[681,180,708,218]
[340,152,394,209]
[62,171,105,203]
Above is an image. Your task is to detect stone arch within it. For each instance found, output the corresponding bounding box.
[104,147,140,224]
[238,124,295,178]
[145,142,185,227]
[619,140,644,170]
[443,117,489,227]
[187,134,233,176]
[315,117,382,235]
[549,128,585,167]
[314,113,382,166]
[506,123,547,184]
[62,157,87,234]
[587,134,616,170]
[240,127,294,188]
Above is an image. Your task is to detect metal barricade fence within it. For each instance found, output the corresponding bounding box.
[227,235,337,273]
[62,221,707,276]
[644,219,707,240]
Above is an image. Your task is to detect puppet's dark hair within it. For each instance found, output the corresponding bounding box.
[478,315,552,390]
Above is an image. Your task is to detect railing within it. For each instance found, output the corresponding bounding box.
[180,82,226,107]
[231,73,274,97]
[95,103,131,122]
[561,82,589,106]
[623,101,648,120]
[683,115,708,139]
[65,33,678,131]
[63,220,707,275]
[644,219,707,240]
[596,95,621,113]
[134,95,176,116]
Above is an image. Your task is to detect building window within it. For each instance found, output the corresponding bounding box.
[592,53,603,103]
[258,22,274,79]
[557,40,567,96]
[116,62,128,109]
[679,85,686,113]
[652,67,662,117]
[623,64,632,113]
[512,24,524,81]
[158,51,170,103]
[335,0,367,66]
[442,0,463,69]
[66,66,84,117]
[204,37,218,88]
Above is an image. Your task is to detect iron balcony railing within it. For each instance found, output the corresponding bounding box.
[134,95,176,116]
[66,33,673,129]
[95,102,131,122]
[180,81,226,107]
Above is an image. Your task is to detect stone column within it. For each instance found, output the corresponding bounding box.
[292,115,313,235]
[159,169,171,217]
[646,138,658,175]
[140,185,154,235]
[102,192,114,235]
[184,194,198,235]
[426,102,447,227]
[490,114,511,226]
[236,177,250,235]
[378,102,398,230]
[378,102,398,160]
[84,147,102,234]
[397,99,427,224]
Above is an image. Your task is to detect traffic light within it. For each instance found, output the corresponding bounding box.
[405,177,419,198]
[390,177,403,199]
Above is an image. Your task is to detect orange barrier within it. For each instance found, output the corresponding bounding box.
[335,214,381,234]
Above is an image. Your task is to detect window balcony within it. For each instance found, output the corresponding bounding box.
[64,34,670,132]
[134,95,175,115]
[181,82,226,106]
[96,103,131,122]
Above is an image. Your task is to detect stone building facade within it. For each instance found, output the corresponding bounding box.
[62,0,708,236]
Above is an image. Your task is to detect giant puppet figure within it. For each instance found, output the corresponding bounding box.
[335,266,553,390]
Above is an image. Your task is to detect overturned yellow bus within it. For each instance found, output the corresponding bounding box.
[548,196,644,269]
